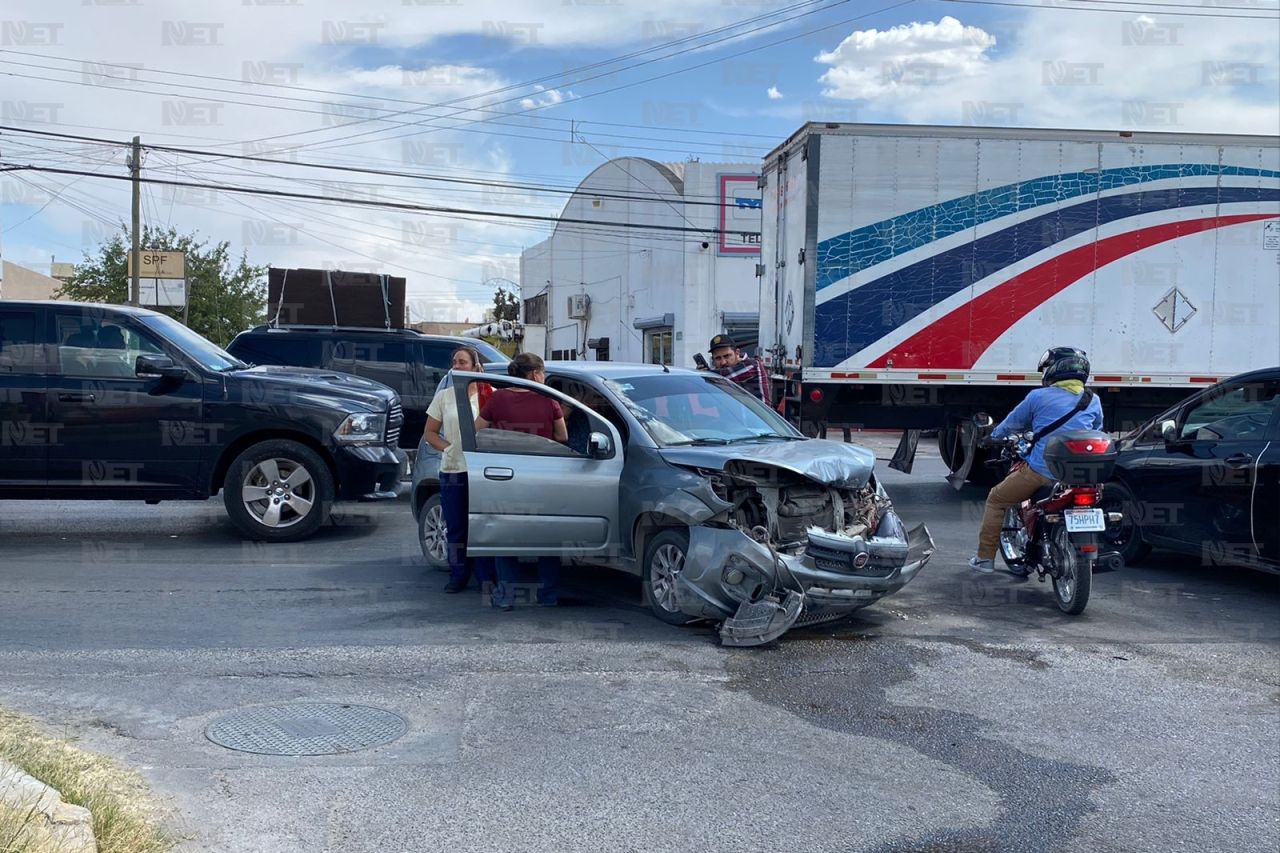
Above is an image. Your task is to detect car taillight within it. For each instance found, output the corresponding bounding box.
[809,388,824,403]
[1063,437,1112,454]
[1073,490,1097,506]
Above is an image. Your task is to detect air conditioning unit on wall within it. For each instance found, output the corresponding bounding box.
[567,293,590,319]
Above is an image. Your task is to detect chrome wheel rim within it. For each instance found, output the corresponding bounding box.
[422,502,448,562]
[241,458,315,529]
[1053,528,1078,603]
[650,542,685,613]
[999,508,1027,562]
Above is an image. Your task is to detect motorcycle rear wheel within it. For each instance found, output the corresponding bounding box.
[1049,524,1091,615]
[998,508,1032,576]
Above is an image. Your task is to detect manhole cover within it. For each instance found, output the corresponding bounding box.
[205,703,406,756]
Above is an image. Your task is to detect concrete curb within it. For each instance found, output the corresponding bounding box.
[0,758,98,853]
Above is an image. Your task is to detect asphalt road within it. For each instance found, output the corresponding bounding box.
[1,438,1276,853]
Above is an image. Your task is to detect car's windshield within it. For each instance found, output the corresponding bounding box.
[604,373,801,446]
[138,314,246,372]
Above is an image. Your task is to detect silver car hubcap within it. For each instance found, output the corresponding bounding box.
[422,503,448,562]
[650,543,684,612]
[241,458,315,529]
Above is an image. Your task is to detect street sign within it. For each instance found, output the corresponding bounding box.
[128,250,185,279]
[139,278,187,307]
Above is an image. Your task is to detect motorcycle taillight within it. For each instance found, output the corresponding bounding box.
[1073,490,1098,506]
[1063,437,1112,454]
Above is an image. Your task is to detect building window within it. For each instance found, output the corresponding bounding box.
[523,293,547,325]
[646,329,674,366]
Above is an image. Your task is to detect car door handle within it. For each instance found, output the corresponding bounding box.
[1225,453,1254,468]
[57,393,95,403]
[483,467,514,481]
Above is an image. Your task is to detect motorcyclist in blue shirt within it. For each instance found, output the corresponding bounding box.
[969,347,1104,573]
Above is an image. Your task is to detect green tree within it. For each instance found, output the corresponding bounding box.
[57,225,267,346]
[492,285,520,322]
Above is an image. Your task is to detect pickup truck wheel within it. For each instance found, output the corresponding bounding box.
[642,529,696,626]
[223,439,334,542]
[417,492,449,571]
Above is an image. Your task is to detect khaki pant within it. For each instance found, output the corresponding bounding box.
[977,464,1053,560]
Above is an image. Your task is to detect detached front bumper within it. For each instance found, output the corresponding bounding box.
[334,444,407,501]
[674,509,934,647]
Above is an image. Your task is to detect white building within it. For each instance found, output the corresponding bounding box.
[520,158,762,368]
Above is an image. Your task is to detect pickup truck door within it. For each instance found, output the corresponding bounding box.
[1250,408,1280,566]
[45,309,206,493]
[454,372,623,558]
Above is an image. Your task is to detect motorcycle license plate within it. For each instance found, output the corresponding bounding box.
[1064,508,1105,532]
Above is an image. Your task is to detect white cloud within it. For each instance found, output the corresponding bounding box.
[0,0,591,320]
[519,87,572,111]
[814,11,1279,135]
[766,86,783,100]
[816,16,995,100]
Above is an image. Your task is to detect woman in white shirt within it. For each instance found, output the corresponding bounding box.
[423,346,495,593]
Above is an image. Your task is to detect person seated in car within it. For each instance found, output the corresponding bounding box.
[476,352,565,609]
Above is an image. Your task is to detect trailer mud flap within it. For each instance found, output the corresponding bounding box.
[718,591,804,647]
[889,428,921,474]
[945,422,981,491]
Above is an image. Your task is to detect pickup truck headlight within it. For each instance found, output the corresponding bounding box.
[333,412,386,445]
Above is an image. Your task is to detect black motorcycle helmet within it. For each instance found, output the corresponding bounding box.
[1038,346,1090,385]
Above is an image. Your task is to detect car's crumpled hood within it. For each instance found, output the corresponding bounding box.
[657,438,876,487]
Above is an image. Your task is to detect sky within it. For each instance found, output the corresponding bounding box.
[1,0,1277,322]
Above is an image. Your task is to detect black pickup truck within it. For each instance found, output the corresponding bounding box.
[0,301,405,542]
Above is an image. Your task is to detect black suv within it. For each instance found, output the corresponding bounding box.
[226,325,509,448]
[0,301,405,542]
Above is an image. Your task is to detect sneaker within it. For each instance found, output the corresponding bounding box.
[443,579,467,594]
[968,557,995,573]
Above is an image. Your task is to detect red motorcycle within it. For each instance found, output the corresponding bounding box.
[974,414,1121,615]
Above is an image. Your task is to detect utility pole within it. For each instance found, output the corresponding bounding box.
[128,135,141,306]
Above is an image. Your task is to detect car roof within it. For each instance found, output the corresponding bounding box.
[545,361,708,381]
[240,324,511,354]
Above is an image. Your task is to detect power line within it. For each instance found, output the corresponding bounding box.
[0,161,761,239]
[0,125,753,209]
[942,0,1278,18]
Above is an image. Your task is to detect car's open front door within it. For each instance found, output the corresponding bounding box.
[453,371,624,559]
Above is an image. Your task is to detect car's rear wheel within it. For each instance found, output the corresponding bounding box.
[418,492,449,571]
[223,439,333,542]
[642,528,695,626]
[1100,481,1151,565]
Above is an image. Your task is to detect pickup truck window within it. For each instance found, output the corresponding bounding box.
[138,314,245,372]
[0,310,42,373]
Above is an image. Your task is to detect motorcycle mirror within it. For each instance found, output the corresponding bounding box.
[972,412,994,429]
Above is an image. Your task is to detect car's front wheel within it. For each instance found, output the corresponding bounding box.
[642,528,695,626]
[418,492,449,571]
[223,439,334,542]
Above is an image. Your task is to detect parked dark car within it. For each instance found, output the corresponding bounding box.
[0,302,405,542]
[1103,368,1279,572]
[410,363,934,646]
[226,325,509,449]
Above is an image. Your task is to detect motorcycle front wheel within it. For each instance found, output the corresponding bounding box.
[1048,524,1092,615]
[998,507,1032,576]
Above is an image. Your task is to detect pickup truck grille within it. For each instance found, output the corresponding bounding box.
[385,401,403,447]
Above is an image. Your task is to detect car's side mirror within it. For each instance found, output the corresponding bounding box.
[1159,418,1180,444]
[136,353,185,380]
[587,431,613,459]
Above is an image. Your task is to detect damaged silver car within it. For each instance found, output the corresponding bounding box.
[411,364,933,646]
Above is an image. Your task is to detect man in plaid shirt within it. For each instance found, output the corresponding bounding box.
[708,334,772,406]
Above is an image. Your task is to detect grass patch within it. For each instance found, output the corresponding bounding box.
[0,708,178,853]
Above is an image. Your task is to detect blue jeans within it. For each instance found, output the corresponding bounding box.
[439,471,495,587]
[492,556,560,607]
